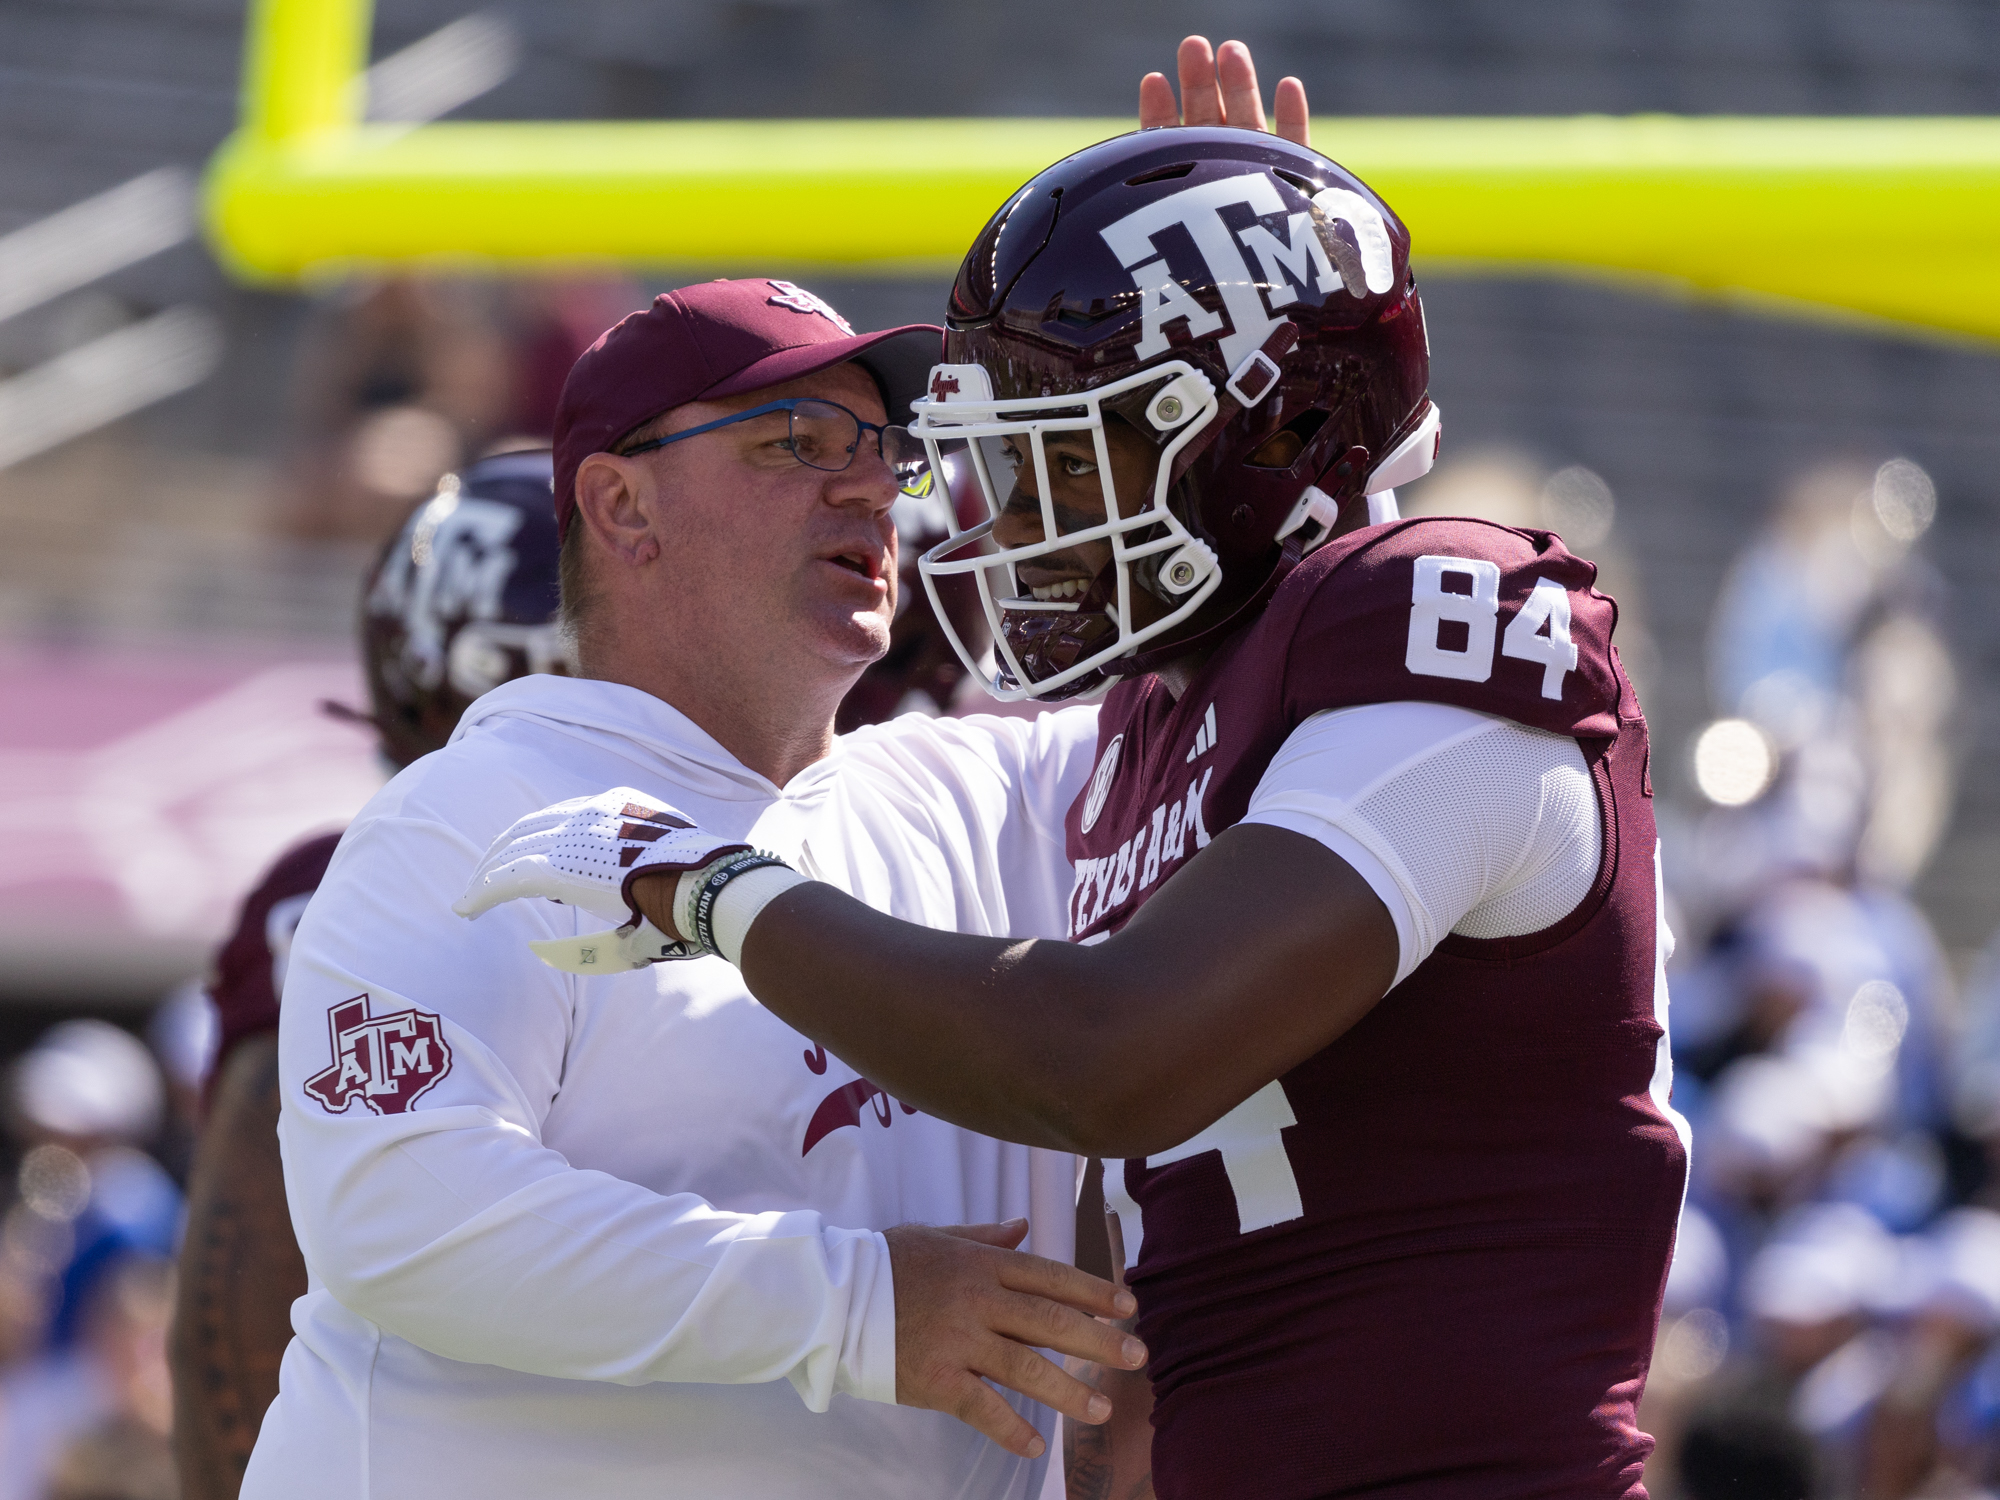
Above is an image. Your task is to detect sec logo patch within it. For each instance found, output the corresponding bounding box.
[1080,733,1124,834]
[304,994,452,1116]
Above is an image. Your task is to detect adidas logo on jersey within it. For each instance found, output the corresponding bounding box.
[1185,701,1219,763]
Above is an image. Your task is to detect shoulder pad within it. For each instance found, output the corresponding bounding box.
[1264,517,1626,738]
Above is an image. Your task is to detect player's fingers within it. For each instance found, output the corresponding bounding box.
[993,1247,1136,1322]
[1137,71,1179,130]
[937,1370,1047,1457]
[1274,76,1310,147]
[470,809,558,865]
[1216,41,1267,132]
[974,1334,1116,1427]
[1177,36,1223,128]
[936,1219,1030,1251]
[990,1288,1147,1371]
[454,859,545,918]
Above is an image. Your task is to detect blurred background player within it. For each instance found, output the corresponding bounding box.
[168,447,571,1499]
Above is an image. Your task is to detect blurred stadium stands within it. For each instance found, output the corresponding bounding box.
[4,2,2000,1495]
[5,0,1999,953]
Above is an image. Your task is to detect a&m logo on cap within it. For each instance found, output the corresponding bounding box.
[765,280,855,334]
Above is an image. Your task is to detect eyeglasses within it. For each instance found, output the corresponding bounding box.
[620,398,929,480]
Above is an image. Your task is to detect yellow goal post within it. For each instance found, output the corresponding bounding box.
[205,0,2000,343]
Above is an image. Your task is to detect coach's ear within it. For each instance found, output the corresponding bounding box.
[574,452,662,568]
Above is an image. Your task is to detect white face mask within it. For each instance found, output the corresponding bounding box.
[909,360,1226,701]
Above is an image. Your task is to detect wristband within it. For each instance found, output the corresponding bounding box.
[673,851,807,964]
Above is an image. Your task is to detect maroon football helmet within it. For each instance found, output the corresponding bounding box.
[360,448,570,767]
[911,127,1439,700]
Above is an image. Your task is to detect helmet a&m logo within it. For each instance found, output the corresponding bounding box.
[1098,173,1395,372]
[304,994,453,1116]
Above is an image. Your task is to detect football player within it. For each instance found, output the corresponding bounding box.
[170,448,571,1500]
[462,128,1692,1498]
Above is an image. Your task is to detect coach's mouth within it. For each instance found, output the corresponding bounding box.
[821,546,889,586]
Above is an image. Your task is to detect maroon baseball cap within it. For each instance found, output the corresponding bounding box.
[552,278,941,539]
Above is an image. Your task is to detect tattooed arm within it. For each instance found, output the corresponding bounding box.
[170,1035,309,1499]
[1066,1332,1156,1500]
[1067,1177,1155,1500]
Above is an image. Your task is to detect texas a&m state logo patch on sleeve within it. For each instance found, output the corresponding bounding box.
[304,994,453,1115]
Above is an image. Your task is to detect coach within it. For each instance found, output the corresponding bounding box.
[241,280,1142,1500]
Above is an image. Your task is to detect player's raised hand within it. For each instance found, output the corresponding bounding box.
[885,1220,1146,1458]
[1139,36,1310,148]
[452,788,750,925]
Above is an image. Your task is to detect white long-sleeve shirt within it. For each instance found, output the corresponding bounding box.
[246,675,1097,1500]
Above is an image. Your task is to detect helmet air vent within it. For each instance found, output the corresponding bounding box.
[1124,161,1197,187]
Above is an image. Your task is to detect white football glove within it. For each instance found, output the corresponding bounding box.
[453,789,753,962]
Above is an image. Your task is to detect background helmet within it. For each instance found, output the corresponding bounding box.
[911,126,1438,700]
[360,448,569,767]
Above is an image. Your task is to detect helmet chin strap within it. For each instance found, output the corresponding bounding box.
[1162,322,1301,491]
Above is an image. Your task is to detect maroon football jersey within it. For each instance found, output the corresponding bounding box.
[1067,517,1686,1499]
[206,831,343,1100]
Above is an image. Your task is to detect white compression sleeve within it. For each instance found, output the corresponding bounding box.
[673,862,810,966]
[1242,702,1600,987]
[709,865,810,966]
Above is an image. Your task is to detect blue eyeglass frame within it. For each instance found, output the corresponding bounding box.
[619,398,918,474]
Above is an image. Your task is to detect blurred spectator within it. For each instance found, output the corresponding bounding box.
[3,1022,179,1353]
[0,1022,179,1500]
[1619,453,1984,1497]
[1864,1210,2000,1496]
[279,278,651,542]
[498,281,638,440]
[9,1254,178,1500]
[281,279,512,539]
[1702,457,1953,895]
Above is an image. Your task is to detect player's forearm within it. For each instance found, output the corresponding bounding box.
[733,882,1120,1150]
[715,826,1397,1156]
[1065,1354,1156,1500]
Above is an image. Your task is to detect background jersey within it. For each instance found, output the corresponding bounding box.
[206,830,341,1092]
[1068,518,1689,1500]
